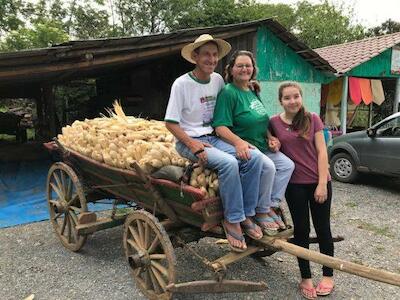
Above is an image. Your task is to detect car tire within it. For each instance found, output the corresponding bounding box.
[330,152,358,183]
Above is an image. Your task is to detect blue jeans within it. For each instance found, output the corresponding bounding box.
[257,150,295,213]
[176,136,264,223]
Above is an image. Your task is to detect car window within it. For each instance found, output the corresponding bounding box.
[376,116,400,137]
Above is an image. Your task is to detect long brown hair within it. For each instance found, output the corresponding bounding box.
[224,50,258,83]
[278,82,311,139]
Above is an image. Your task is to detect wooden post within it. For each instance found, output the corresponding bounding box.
[42,85,57,138]
[271,239,400,287]
[340,76,349,134]
[394,77,400,114]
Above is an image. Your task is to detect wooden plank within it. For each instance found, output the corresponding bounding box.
[75,216,125,235]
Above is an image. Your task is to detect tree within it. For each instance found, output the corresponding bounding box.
[0,0,25,38]
[367,19,400,37]
[293,0,365,49]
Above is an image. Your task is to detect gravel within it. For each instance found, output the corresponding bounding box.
[1,175,399,300]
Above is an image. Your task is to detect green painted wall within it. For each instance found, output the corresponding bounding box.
[256,26,332,83]
[259,81,321,116]
[348,48,400,78]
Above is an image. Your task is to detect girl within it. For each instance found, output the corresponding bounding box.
[269,82,334,299]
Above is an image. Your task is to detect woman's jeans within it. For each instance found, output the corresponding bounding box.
[176,136,264,223]
[258,150,295,213]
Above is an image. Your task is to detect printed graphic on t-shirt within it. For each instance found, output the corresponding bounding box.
[201,95,216,126]
[250,99,267,115]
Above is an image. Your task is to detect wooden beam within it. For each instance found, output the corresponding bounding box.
[0,28,257,82]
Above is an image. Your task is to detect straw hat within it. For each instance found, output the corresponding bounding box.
[181,34,232,64]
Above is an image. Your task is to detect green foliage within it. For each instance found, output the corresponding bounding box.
[294,0,365,48]
[1,19,69,51]
[367,19,400,37]
[0,0,25,37]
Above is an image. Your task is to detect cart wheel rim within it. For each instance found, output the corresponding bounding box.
[123,210,176,299]
[47,162,87,251]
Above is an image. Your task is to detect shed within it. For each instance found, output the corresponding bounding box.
[315,32,400,133]
[0,18,334,140]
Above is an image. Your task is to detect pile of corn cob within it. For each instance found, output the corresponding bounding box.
[57,101,219,197]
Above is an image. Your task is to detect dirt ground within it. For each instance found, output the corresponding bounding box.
[0,175,399,300]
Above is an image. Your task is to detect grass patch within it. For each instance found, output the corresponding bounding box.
[356,220,394,238]
[373,246,385,254]
[345,201,358,208]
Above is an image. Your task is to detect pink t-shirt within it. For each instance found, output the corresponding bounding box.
[270,113,329,184]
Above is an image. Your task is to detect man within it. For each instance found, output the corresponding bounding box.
[164,34,265,252]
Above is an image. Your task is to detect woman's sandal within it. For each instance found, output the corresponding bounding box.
[299,284,317,300]
[241,220,263,240]
[254,216,279,236]
[268,210,287,230]
[222,222,247,253]
[316,282,334,296]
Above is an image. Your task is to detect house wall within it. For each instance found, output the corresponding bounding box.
[255,26,326,115]
[259,81,321,116]
[348,48,400,78]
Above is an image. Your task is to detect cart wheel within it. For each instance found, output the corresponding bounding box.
[47,162,88,252]
[123,210,176,300]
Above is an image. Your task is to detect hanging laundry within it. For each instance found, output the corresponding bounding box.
[325,102,341,127]
[359,78,373,105]
[371,79,385,105]
[349,77,362,105]
[326,78,342,105]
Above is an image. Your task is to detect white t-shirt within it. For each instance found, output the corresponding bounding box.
[165,72,225,137]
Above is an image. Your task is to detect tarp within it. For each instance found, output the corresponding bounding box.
[0,159,113,229]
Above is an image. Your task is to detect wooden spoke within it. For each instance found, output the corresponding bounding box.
[67,214,72,243]
[48,199,58,206]
[60,170,67,197]
[128,225,144,250]
[150,260,169,278]
[136,220,145,247]
[69,205,81,213]
[149,267,163,294]
[151,266,167,291]
[149,254,166,260]
[60,215,67,236]
[127,238,142,252]
[66,178,73,202]
[53,212,63,221]
[143,269,153,290]
[67,194,79,206]
[147,236,160,254]
[134,266,142,277]
[69,211,78,225]
[50,182,64,202]
[69,215,79,242]
[144,222,150,249]
[53,172,64,196]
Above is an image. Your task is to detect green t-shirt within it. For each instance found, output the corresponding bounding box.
[213,83,270,152]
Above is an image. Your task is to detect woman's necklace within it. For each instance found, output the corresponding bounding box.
[280,113,294,131]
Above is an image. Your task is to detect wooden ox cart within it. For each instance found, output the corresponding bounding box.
[44,140,400,299]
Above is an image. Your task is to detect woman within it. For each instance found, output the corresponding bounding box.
[269,82,334,299]
[213,50,294,235]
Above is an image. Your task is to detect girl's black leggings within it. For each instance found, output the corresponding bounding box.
[285,181,334,279]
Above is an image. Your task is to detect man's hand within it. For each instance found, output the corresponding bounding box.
[234,139,254,160]
[268,136,281,152]
[187,139,211,164]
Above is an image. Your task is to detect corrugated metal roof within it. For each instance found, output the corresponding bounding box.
[0,18,334,86]
[315,32,400,74]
